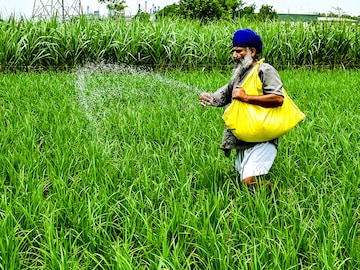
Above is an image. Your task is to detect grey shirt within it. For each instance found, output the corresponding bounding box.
[209,61,284,155]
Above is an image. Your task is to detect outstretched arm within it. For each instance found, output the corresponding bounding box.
[199,84,232,107]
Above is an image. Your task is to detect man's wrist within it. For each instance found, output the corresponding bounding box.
[242,94,249,103]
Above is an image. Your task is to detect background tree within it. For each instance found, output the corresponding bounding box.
[133,11,151,21]
[98,0,127,17]
[178,0,246,22]
[238,3,256,19]
[218,0,244,19]
[178,0,224,22]
[155,4,180,18]
[331,7,345,17]
[257,4,278,21]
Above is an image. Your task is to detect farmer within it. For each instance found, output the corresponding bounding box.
[199,28,284,192]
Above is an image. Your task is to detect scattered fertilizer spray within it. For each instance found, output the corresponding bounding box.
[75,62,207,146]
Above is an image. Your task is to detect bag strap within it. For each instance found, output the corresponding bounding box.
[241,58,265,85]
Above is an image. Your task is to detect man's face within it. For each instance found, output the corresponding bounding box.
[232,47,254,70]
[231,46,256,64]
[230,47,255,81]
[231,46,248,63]
[231,46,247,56]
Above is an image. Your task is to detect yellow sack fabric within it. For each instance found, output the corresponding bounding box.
[222,59,305,143]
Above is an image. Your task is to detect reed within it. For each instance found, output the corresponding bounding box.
[0,17,359,71]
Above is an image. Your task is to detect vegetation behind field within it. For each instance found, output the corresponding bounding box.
[1,17,360,71]
[0,64,359,269]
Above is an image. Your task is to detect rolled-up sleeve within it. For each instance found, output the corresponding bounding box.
[209,83,232,107]
[258,63,284,96]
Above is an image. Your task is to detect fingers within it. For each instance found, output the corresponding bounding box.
[199,92,213,106]
[232,89,240,99]
[200,94,211,102]
[232,86,245,100]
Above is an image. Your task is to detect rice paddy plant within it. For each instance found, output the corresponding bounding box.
[0,63,359,269]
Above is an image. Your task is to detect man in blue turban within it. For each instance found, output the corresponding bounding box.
[199,28,285,193]
[232,28,263,54]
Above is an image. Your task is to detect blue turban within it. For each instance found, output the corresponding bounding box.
[232,28,263,54]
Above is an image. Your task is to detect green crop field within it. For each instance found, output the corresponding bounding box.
[0,62,359,269]
[0,15,360,269]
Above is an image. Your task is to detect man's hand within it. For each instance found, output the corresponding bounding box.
[199,92,213,106]
[232,86,248,102]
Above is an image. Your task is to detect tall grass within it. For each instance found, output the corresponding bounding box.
[0,64,359,269]
[0,16,359,71]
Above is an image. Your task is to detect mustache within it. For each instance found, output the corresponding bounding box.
[233,57,241,63]
[230,62,247,85]
[229,54,253,85]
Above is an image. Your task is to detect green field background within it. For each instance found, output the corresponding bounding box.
[0,63,359,268]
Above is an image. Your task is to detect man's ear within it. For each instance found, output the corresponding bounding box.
[250,47,257,57]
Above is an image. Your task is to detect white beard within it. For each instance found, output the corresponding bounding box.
[230,49,254,85]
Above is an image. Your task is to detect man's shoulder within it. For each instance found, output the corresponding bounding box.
[259,62,276,71]
[258,62,279,76]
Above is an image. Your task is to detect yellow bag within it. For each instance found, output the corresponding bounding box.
[222,60,305,143]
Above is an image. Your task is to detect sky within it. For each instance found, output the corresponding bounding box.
[0,0,359,19]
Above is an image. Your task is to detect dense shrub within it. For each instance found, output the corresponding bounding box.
[0,16,359,71]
